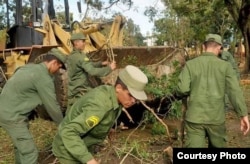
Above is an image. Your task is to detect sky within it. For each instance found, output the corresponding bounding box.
[54,0,165,36]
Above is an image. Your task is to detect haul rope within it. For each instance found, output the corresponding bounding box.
[0,66,7,82]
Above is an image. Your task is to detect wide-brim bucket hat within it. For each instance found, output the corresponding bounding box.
[118,65,148,100]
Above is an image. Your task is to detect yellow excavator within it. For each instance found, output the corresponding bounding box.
[0,0,186,119]
[0,0,127,111]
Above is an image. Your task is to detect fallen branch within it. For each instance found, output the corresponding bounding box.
[119,147,134,164]
[140,100,172,143]
[51,157,58,164]
[122,107,134,123]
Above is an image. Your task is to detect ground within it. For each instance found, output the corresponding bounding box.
[0,83,250,164]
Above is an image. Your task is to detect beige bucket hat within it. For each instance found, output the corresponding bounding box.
[118,65,148,100]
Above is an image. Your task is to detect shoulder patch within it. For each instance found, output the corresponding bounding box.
[84,57,89,61]
[86,116,100,128]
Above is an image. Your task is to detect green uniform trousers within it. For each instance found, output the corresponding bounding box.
[0,120,38,164]
[184,121,227,148]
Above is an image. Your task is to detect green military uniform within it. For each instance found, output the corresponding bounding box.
[67,48,112,107]
[177,52,248,147]
[0,63,63,164]
[220,50,240,80]
[52,85,122,163]
[220,50,240,110]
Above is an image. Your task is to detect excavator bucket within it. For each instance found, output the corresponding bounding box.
[27,45,58,63]
[89,46,185,68]
[88,46,187,86]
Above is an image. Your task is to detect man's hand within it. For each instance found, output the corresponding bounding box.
[240,115,250,135]
[109,61,116,70]
[102,60,110,66]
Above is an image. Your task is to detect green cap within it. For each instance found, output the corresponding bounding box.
[48,48,67,69]
[118,65,148,100]
[70,33,86,40]
[205,34,222,45]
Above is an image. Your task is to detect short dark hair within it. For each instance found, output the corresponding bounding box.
[204,41,220,49]
[43,54,61,64]
[115,77,127,90]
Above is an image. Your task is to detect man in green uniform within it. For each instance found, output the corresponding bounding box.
[0,48,66,164]
[219,50,240,80]
[219,50,240,110]
[177,34,249,148]
[67,32,116,109]
[52,65,148,164]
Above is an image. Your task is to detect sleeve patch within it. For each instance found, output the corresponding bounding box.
[86,116,99,128]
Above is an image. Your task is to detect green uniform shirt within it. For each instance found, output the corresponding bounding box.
[220,50,240,80]
[52,85,121,163]
[67,49,112,99]
[177,52,247,124]
[0,63,63,124]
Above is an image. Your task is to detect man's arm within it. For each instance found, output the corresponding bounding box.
[82,60,112,77]
[226,64,249,135]
[177,64,191,96]
[36,78,63,125]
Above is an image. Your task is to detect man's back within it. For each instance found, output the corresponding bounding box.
[67,50,91,96]
[66,49,112,107]
[0,62,62,123]
[178,52,245,124]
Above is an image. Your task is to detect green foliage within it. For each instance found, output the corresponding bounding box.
[140,61,183,120]
[113,139,160,162]
[156,0,237,48]
[123,18,146,46]
[144,6,158,22]
[143,72,169,98]
[151,122,166,135]
[142,60,182,99]
[167,100,182,119]
[120,55,138,67]
[142,110,157,124]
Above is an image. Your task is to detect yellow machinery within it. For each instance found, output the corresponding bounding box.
[0,0,186,117]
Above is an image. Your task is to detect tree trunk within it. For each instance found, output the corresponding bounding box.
[242,28,250,73]
[225,0,250,73]
[238,2,250,73]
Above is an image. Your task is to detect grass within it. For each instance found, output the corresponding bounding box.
[0,117,178,164]
[0,118,57,164]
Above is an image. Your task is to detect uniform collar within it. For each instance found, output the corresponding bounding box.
[201,52,217,57]
[73,48,83,53]
[110,86,120,110]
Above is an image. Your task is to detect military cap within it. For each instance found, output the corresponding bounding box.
[118,65,148,100]
[48,48,67,69]
[205,34,222,45]
[70,33,86,40]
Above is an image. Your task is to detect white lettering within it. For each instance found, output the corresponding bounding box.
[177,152,183,159]
[176,152,217,161]
[220,152,246,159]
